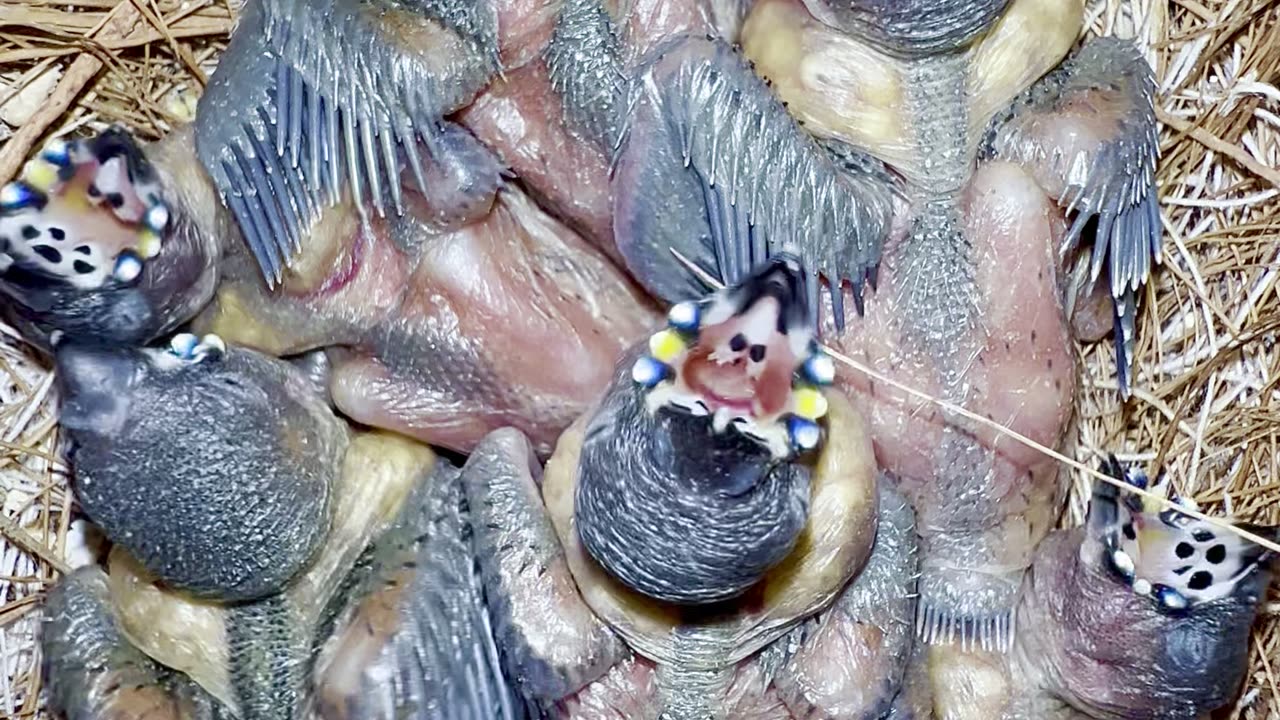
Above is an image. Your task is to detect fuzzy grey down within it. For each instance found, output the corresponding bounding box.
[57,345,347,602]
[575,346,811,605]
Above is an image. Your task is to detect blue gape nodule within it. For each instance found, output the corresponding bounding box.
[18,0,1277,718]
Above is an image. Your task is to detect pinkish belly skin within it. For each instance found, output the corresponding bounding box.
[197,184,660,457]
[830,159,1074,628]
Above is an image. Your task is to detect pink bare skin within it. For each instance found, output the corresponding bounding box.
[456,0,618,254]
[329,189,659,455]
[460,63,619,257]
[555,658,659,719]
[459,0,722,260]
[827,159,1077,638]
[195,162,659,457]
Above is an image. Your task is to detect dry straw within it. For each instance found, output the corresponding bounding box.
[0,0,1277,717]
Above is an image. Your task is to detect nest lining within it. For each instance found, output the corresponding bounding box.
[0,0,1277,717]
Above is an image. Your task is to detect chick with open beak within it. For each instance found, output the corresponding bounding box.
[575,253,840,605]
[0,128,222,349]
[456,256,907,717]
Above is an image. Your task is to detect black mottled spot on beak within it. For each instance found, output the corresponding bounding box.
[32,245,61,264]
[725,253,812,335]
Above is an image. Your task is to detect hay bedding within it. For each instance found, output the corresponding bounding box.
[0,0,1275,716]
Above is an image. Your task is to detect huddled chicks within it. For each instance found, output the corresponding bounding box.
[2,0,1274,718]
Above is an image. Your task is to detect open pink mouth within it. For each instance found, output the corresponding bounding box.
[684,347,758,413]
[1,134,168,288]
[633,255,828,456]
[679,319,798,419]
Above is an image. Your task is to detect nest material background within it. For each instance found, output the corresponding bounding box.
[0,0,1276,717]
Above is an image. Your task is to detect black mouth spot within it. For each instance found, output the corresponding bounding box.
[32,245,62,264]
[1188,571,1212,591]
[73,260,95,275]
[1206,544,1226,564]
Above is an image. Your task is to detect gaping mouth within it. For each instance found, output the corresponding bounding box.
[0,128,170,290]
[632,255,835,458]
[1092,456,1275,613]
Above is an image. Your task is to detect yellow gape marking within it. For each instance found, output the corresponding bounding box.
[792,386,828,420]
[648,329,687,363]
[21,159,59,193]
[138,230,162,259]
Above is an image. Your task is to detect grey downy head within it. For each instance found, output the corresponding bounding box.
[802,0,1012,55]
[56,335,348,602]
[1029,457,1277,719]
[0,126,219,350]
[576,254,838,605]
